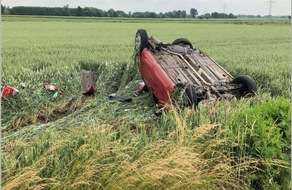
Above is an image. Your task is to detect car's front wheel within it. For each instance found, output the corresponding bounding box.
[135,29,148,55]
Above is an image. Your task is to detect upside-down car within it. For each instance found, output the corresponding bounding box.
[134,29,257,107]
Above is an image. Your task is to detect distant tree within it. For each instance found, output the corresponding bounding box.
[228,13,234,18]
[39,7,46,15]
[62,4,70,16]
[116,10,127,17]
[164,11,176,18]
[83,7,99,17]
[132,12,144,18]
[204,13,211,19]
[149,12,157,18]
[158,12,164,18]
[10,8,15,15]
[190,8,198,18]
[3,5,10,14]
[76,6,83,16]
[211,12,219,18]
[82,7,90,16]
[210,12,235,19]
[288,15,291,19]
[53,9,61,16]
[96,9,105,17]
[220,13,228,18]
[1,5,4,14]
[107,8,118,17]
[182,10,187,18]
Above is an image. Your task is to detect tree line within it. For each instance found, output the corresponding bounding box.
[1,5,238,19]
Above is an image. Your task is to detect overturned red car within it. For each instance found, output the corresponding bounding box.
[134,29,257,107]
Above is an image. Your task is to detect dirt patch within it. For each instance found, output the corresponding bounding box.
[7,99,86,132]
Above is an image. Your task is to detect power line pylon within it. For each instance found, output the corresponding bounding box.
[268,0,276,18]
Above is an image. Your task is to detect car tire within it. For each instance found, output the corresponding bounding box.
[172,38,193,49]
[231,75,257,97]
[135,29,148,54]
[184,84,198,107]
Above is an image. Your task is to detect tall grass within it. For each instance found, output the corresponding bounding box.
[2,99,290,189]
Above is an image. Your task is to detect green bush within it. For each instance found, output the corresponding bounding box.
[231,97,291,189]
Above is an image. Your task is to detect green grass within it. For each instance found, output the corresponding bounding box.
[2,16,291,189]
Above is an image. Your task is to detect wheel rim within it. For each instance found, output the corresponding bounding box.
[135,33,141,51]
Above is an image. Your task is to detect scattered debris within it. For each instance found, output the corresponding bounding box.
[20,82,26,89]
[44,82,58,92]
[43,82,64,100]
[108,93,132,102]
[81,70,96,95]
[139,82,146,90]
[1,86,19,99]
[133,81,148,96]
[53,92,59,99]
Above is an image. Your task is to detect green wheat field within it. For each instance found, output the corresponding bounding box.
[2,16,291,189]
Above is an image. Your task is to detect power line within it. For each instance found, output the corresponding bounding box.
[268,0,276,17]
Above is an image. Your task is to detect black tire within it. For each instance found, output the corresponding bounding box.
[184,84,198,107]
[171,83,198,107]
[231,75,257,97]
[135,29,148,55]
[172,38,193,49]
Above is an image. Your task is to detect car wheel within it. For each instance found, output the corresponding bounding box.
[184,84,198,107]
[172,83,198,107]
[135,29,148,55]
[231,75,257,98]
[172,38,193,49]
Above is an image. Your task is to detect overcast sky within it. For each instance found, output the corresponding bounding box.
[2,0,291,16]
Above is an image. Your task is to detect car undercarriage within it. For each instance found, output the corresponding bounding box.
[135,29,257,107]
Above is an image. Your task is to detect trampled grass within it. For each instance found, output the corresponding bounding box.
[2,16,291,189]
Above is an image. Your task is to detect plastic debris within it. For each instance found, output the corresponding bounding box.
[1,86,19,99]
[108,93,132,102]
[133,81,148,96]
[20,82,26,89]
[52,92,59,99]
[139,82,145,90]
[43,82,64,100]
[44,82,58,92]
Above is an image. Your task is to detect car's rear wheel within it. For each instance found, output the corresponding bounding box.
[172,38,193,49]
[231,75,257,98]
[135,29,148,55]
